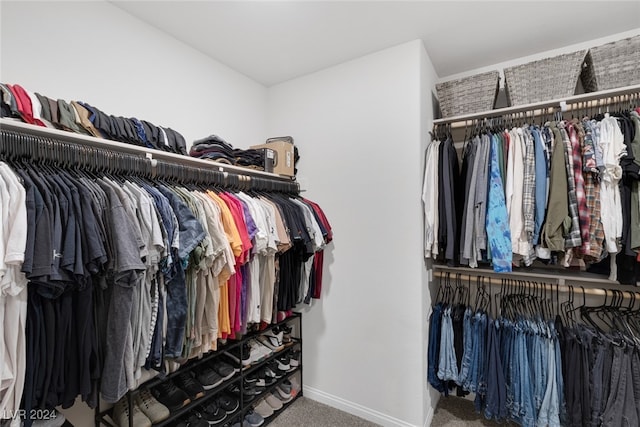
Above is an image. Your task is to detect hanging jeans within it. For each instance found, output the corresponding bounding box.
[438,307,459,383]
[428,303,446,394]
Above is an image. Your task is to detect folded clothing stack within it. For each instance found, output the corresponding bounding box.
[190,134,266,170]
[0,82,188,155]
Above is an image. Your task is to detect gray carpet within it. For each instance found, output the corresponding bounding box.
[267,395,511,426]
[268,397,379,427]
[431,397,515,426]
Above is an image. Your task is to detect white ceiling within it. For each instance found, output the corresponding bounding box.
[112,1,640,87]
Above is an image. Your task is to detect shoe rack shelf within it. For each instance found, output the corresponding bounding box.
[94,312,302,427]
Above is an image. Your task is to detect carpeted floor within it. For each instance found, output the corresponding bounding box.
[268,397,378,427]
[431,397,515,426]
[268,395,513,426]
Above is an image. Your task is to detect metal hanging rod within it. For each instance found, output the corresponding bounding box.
[0,117,294,182]
[431,265,629,290]
[432,84,640,126]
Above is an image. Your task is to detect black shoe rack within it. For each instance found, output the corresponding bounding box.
[95,312,302,427]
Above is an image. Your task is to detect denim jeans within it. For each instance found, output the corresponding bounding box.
[438,307,459,382]
[428,303,446,394]
[457,307,473,387]
[602,341,625,426]
[483,317,507,421]
[537,326,561,427]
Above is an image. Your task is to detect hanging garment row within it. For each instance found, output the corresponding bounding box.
[423,99,640,283]
[428,273,640,427]
[0,130,332,426]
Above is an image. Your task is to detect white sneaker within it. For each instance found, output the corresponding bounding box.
[113,396,152,427]
[258,335,283,352]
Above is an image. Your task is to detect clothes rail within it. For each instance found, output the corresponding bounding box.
[0,117,294,182]
[432,265,626,290]
[432,83,640,127]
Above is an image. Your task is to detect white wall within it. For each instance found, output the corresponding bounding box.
[267,39,436,427]
[0,1,268,148]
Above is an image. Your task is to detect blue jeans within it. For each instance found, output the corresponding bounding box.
[483,317,507,421]
[457,307,473,387]
[428,303,446,394]
[438,307,459,383]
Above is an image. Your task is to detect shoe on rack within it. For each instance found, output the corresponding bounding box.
[290,377,301,397]
[279,379,292,395]
[274,386,292,403]
[113,395,152,427]
[151,380,191,411]
[248,340,271,364]
[135,387,170,423]
[244,410,264,427]
[195,365,224,390]
[266,361,286,378]
[227,343,251,367]
[257,335,283,352]
[289,350,300,368]
[275,355,290,371]
[265,393,283,411]
[181,413,209,427]
[253,398,274,418]
[216,393,240,414]
[212,360,237,379]
[175,371,206,401]
[199,401,227,425]
[280,324,293,343]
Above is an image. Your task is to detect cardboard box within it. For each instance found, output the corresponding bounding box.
[251,140,295,177]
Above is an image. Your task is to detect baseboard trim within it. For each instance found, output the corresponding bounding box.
[423,404,435,427]
[303,385,418,427]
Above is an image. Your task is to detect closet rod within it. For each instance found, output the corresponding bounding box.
[432,271,633,297]
[0,118,294,182]
[432,83,640,126]
[432,265,627,289]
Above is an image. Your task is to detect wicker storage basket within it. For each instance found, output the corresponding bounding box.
[504,50,596,106]
[589,35,640,90]
[436,71,500,118]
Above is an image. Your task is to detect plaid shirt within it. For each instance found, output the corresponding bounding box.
[522,127,536,265]
[569,121,590,256]
[582,120,605,262]
[557,122,582,249]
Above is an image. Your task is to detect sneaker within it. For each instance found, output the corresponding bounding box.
[289,350,300,368]
[290,377,301,396]
[151,381,191,411]
[135,388,170,423]
[113,396,152,427]
[212,360,237,379]
[181,413,209,427]
[264,393,283,410]
[253,399,274,418]
[216,393,240,414]
[279,379,292,395]
[257,335,283,352]
[227,344,251,367]
[275,355,290,371]
[247,340,271,364]
[266,361,285,378]
[244,410,264,427]
[175,371,206,400]
[199,402,227,425]
[274,386,292,403]
[264,328,284,347]
[195,366,224,390]
[280,325,293,343]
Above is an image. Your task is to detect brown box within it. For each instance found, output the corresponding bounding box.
[251,139,295,177]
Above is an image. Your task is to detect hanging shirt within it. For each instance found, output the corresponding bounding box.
[600,114,626,255]
[486,134,512,272]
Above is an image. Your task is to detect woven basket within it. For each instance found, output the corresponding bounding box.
[504,50,596,106]
[436,71,500,118]
[589,35,640,91]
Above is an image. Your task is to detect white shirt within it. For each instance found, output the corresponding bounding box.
[599,115,626,254]
[422,140,440,258]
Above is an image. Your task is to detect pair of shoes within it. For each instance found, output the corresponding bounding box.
[245,368,276,388]
[244,410,264,427]
[227,343,251,367]
[194,365,224,390]
[195,401,227,425]
[274,385,292,403]
[253,398,274,418]
[276,324,293,344]
[211,360,237,380]
[173,413,208,427]
[113,393,155,427]
[216,393,240,414]
[289,349,300,368]
[275,354,291,372]
[151,379,192,411]
[290,377,301,397]
[265,360,286,378]
[247,340,272,364]
[264,393,283,410]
